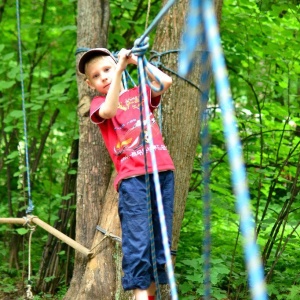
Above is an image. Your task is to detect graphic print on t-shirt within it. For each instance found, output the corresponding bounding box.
[113,91,160,157]
[114,118,160,156]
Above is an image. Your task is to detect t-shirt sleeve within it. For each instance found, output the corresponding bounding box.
[90,96,105,124]
[148,85,161,109]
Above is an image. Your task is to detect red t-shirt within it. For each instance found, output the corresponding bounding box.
[90,85,175,190]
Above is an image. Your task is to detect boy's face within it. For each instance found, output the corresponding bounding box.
[85,56,117,95]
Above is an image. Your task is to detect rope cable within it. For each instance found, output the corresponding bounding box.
[132,36,178,300]
[145,0,151,30]
[149,50,203,91]
[201,109,212,300]
[25,224,36,299]
[179,0,268,299]
[137,53,161,299]
[198,29,213,299]
[16,0,34,215]
[201,1,267,298]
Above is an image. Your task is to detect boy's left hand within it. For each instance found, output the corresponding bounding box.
[126,52,138,65]
[117,49,137,70]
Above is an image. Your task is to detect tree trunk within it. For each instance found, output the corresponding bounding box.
[64,0,123,299]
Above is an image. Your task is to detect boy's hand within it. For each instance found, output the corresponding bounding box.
[117,49,138,71]
[117,49,129,71]
[126,52,138,65]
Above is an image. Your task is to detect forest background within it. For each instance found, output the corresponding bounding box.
[0,0,300,299]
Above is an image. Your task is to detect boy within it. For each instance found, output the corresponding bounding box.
[78,48,175,300]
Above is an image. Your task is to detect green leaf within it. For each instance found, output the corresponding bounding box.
[67,169,77,175]
[16,228,29,235]
[122,1,135,10]
[6,151,19,160]
[9,110,24,118]
[286,285,300,300]
[185,274,203,283]
[2,52,14,61]
[0,80,15,90]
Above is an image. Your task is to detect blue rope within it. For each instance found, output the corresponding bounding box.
[201,110,211,300]
[134,39,161,299]
[122,72,128,90]
[137,80,161,300]
[158,103,163,131]
[16,0,34,215]
[180,1,213,297]
[132,37,178,300]
[179,1,268,300]
[178,0,202,77]
[123,69,137,88]
[199,36,213,300]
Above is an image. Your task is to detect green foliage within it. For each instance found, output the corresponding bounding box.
[0,0,164,298]
[108,0,161,49]
[0,0,78,219]
[176,0,300,299]
[1,0,300,299]
[0,0,77,298]
[176,257,229,299]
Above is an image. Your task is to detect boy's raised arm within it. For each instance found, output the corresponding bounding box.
[100,49,172,120]
[145,63,172,98]
[126,52,172,98]
[99,49,131,119]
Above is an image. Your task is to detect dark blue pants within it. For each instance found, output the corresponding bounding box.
[118,171,174,290]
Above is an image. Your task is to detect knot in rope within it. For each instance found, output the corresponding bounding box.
[132,36,164,93]
[26,284,34,299]
[131,36,150,57]
[22,216,30,226]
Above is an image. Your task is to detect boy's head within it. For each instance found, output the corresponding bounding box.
[78,48,117,75]
[78,48,120,95]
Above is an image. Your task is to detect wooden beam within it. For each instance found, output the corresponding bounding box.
[0,216,92,257]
